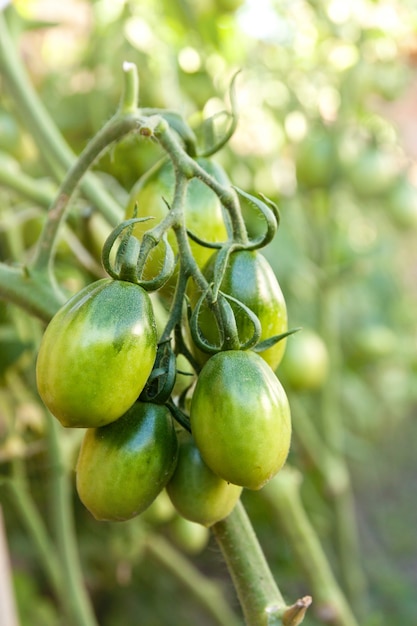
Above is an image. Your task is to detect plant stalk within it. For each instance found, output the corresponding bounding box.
[212,500,289,626]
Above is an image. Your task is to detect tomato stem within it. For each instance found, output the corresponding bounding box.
[212,500,290,626]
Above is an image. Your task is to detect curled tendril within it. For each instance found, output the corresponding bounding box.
[198,70,240,158]
[233,187,280,250]
[139,340,177,404]
[136,233,176,291]
[101,217,176,291]
[219,292,261,350]
[185,228,225,251]
[189,288,261,354]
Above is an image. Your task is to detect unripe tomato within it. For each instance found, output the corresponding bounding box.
[295,128,338,189]
[351,324,396,364]
[166,435,242,526]
[386,178,417,230]
[346,147,399,197]
[190,350,291,490]
[36,278,157,428]
[279,329,329,391]
[76,401,178,521]
[170,517,210,554]
[125,157,229,297]
[188,250,288,370]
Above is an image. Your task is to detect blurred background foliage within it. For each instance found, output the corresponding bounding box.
[1,0,417,624]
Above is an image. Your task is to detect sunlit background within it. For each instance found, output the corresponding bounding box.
[1,0,417,624]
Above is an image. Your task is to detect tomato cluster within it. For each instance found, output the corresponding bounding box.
[36,156,292,526]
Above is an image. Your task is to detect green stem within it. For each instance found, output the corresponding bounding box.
[6,462,63,599]
[0,11,121,225]
[30,113,140,274]
[262,467,359,626]
[145,532,243,626]
[0,263,64,322]
[0,153,55,208]
[46,415,98,626]
[211,501,287,626]
[118,61,139,114]
[148,116,248,243]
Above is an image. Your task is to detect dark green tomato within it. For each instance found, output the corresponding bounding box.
[36,278,157,428]
[279,329,329,391]
[76,401,178,521]
[125,157,229,297]
[166,435,242,527]
[190,350,291,490]
[188,250,287,370]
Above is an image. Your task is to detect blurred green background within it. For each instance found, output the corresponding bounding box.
[1,0,417,624]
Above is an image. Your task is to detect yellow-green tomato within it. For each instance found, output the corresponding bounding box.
[166,436,242,527]
[190,350,291,490]
[76,401,178,521]
[36,278,157,428]
[188,250,288,370]
[279,329,329,391]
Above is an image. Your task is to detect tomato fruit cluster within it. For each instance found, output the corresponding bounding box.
[36,150,293,526]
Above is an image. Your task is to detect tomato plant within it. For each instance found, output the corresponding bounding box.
[76,401,178,521]
[188,249,288,369]
[36,278,157,428]
[166,435,242,526]
[190,350,292,490]
[295,126,338,189]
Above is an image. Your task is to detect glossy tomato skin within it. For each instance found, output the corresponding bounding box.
[188,250,288,370]
[190,350,291,490]
[36,278,157,428]
[125,157,229,296]
[166,435,242,527]
[76,401,178,521]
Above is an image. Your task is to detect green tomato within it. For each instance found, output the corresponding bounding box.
[76,401,178,521]
[386,177,417,230]
[166,435,242,527]
[295,128,338,189]
[170,516,210,555]
[279,329,329,391]
[125,157,229,297]
[351,325,396,363]
[188,250,288,370]
[190,350,291,490]
[346,147,399,197]
[36,278,157,428]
